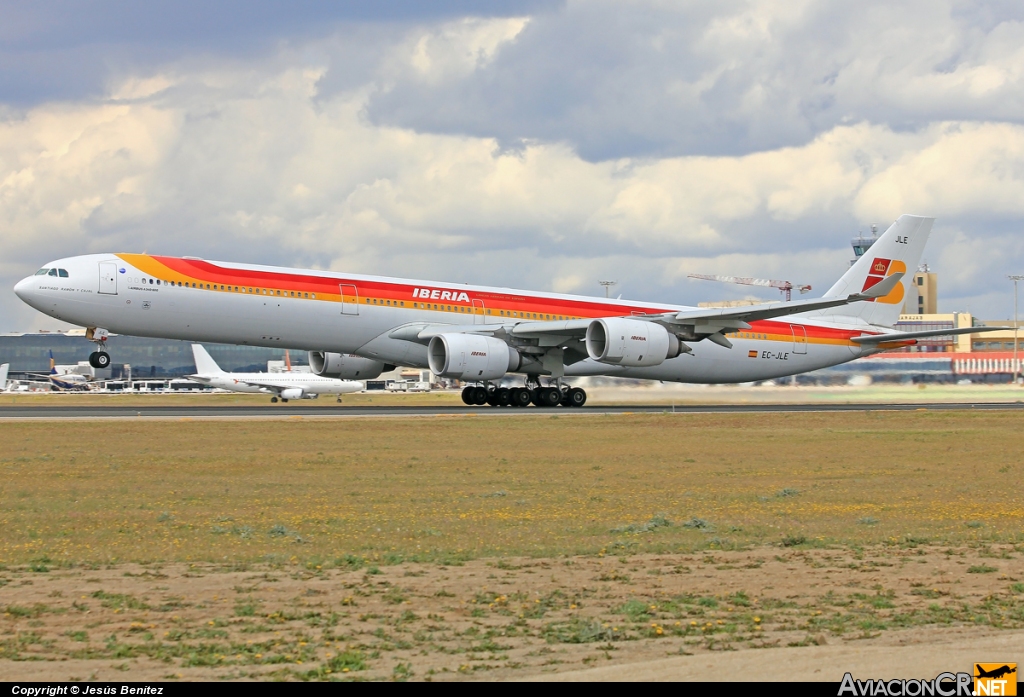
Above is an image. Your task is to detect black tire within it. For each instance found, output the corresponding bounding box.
[472,386,489,405]
[461,386,475,405]
[512,388,532,407]
[485,389,501,407]
[567,387,587,407]
[541,387,561,407]
[271,397,278,403]
[89,351,111,369]
[496,387,511,407]
[282,398,289,403]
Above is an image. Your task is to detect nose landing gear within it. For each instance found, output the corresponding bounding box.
[85,327,112,369]
[88,351,111,369]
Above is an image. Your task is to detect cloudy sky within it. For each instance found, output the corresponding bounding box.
[3,0,1024,331]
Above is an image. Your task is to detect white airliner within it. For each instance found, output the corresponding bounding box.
[187,344,363,402]
[13,215,1001,407]
[25,351,93,391]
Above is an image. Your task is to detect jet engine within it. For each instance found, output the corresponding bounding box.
[308,352,391,379]
[428,333,522,381]
[279,387,305,400]
[585,317,682,367]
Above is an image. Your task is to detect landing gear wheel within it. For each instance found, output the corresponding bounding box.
[567,387,587,407]
[486,389,501,407]
[511,388,532,407]
[271,397,278,403]
[281,398,289,403]
[496,387,511,407]
[532,387,560,407]
[472,386,489,405]
[461,386,476,405]
[89,351,111,369]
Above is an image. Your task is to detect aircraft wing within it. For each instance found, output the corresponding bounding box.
[382,273,903,354]
[510,272,905,348]
[851,326,1008,344]
[662,272,904,326]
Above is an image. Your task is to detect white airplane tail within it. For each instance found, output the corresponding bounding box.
[191,344,225,375]
[0,363,8,391]
[821,214,934,327]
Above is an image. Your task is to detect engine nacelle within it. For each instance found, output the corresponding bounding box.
[308,352,391,379]
[585,318,682,367]
[279,387,305,400]
[428,334,520,381]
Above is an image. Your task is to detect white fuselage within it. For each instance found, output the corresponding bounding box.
[14,253,879,384]
[192,371,362,396]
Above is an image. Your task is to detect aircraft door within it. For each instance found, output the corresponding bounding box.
[472,299,485,324]
[340,284,358,315]
[791,324,808,354]
[98,262,118,295]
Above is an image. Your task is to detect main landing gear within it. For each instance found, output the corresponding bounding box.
[460,382,587,408]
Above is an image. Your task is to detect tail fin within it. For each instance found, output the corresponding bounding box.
[0,363,8,390]
[49,350,56,375]
[191,344,225,375]
[822,214,934,327]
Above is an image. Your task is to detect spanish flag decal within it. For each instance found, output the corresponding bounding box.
[748,350,758,358]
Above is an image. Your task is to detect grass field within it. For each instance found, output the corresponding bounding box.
[2,411,1023,680]
[1,412,1022,564]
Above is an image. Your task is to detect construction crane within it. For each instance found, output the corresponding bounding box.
[687,274,812,302]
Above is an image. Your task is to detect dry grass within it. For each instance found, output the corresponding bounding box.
[3,411,1024,681]
[1,547,1023,681]
[1,412,1022,567]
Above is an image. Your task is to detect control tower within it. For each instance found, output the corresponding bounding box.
[850,224,878,265]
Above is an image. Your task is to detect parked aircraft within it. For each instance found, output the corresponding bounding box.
[25,351,92,391]
[13,215,1003,407]
[186,344,363,403]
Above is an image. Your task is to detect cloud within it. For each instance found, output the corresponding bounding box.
[3,3,1024,331]
[365,0,1024,159]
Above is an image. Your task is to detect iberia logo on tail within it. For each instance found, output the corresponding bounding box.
[861,258,906,305]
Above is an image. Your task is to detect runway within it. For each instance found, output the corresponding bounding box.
[1,401,1023,419]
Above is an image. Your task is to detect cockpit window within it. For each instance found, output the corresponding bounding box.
[35,269,49,275]
[48,268,58,276]
[58,269,69,278]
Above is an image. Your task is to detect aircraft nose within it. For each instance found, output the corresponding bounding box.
[14,275,36,302]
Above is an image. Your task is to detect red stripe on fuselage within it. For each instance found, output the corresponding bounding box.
[137,255,874,342]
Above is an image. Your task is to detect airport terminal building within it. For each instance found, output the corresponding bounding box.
[0,331,306,379]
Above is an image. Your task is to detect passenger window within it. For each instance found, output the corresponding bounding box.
[58,269,69,278]
[48,268,58,276]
